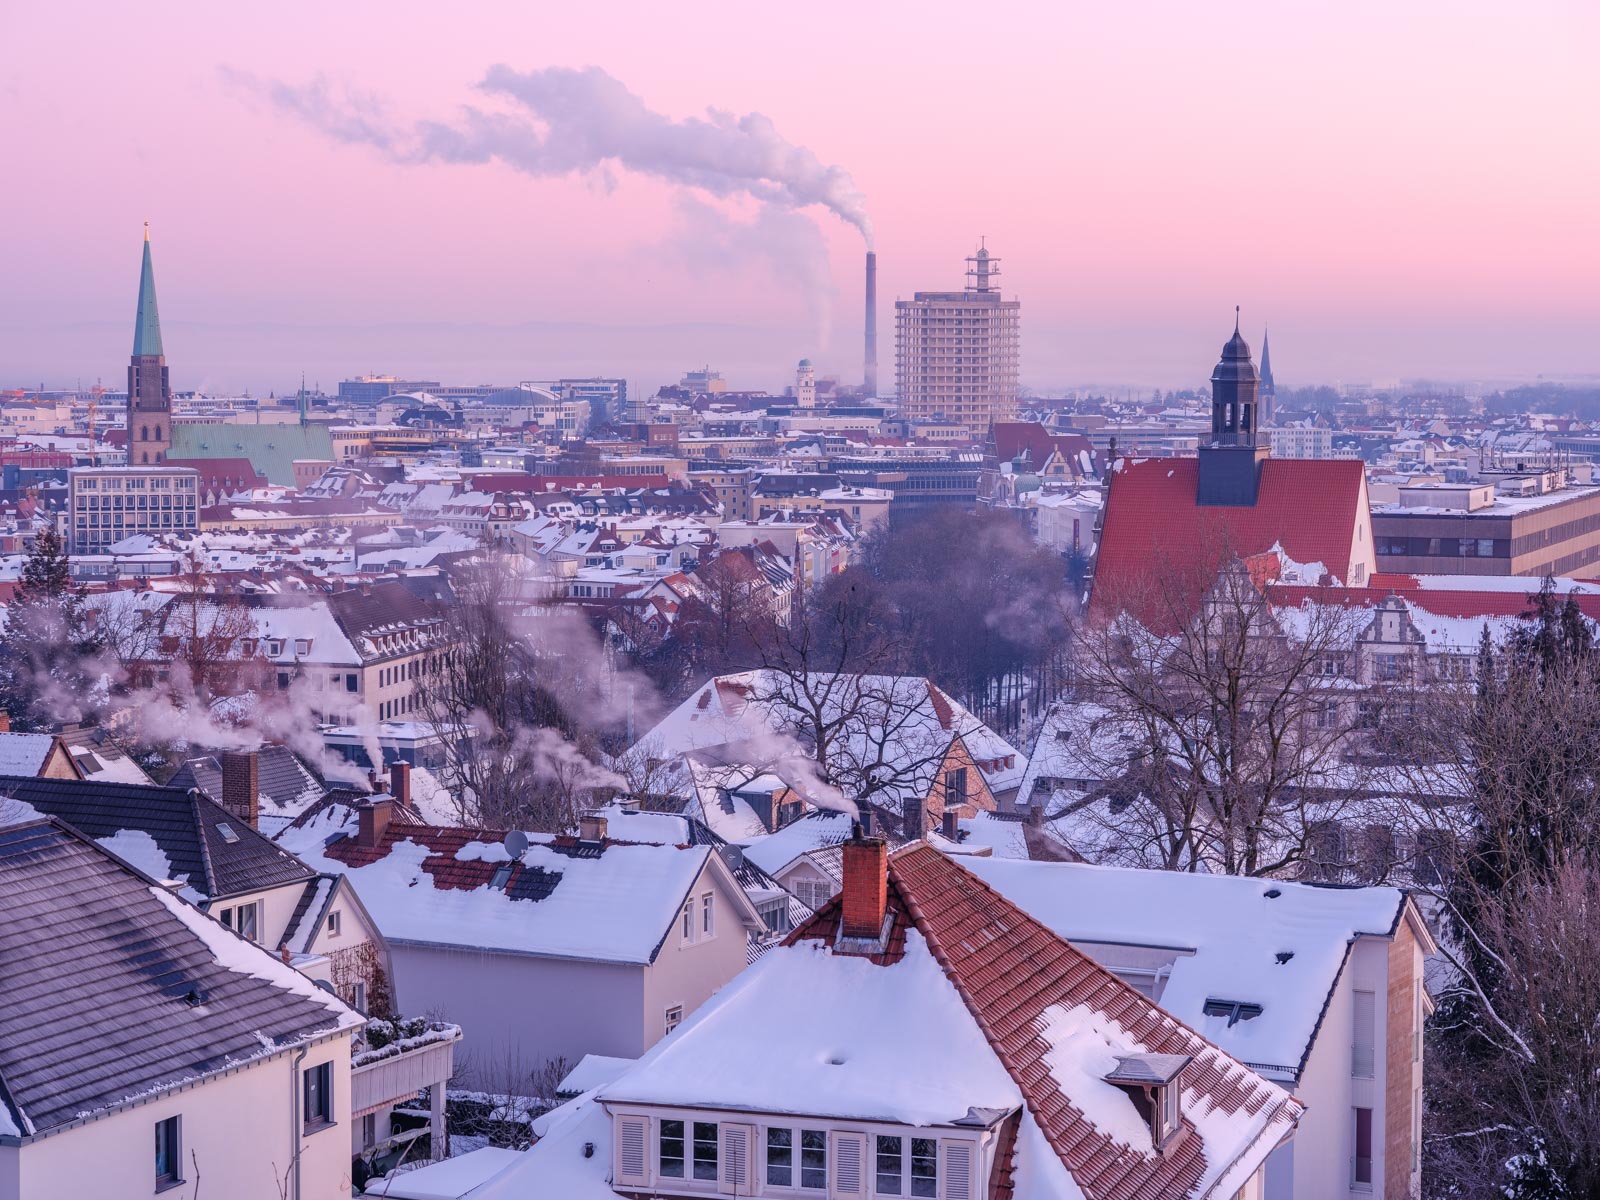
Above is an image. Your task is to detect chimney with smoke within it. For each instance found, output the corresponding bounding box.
[864,251,878,396]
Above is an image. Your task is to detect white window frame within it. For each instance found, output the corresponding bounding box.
[664,1005,684,1034]
[764,1123,830,1191]
[680,899,695,944]
[327,910,341,936]
[701,892,715,938]
[873,1132,939,1197]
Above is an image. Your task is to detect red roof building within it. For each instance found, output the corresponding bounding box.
[1091,322,1376,630]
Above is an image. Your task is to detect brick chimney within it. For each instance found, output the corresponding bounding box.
[357,797,394,849]
[578,813,608,843]
[389,761,411,811]
[220,750,259,829]
[840,824,888,939]
[941,809,960,840]
[0,710,11,733]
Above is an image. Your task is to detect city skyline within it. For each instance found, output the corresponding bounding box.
[4,0,1598,394]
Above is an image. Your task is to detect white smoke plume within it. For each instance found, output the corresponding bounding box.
[224,64,874,247]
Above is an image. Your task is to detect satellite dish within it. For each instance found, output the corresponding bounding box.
[504,830,529,861]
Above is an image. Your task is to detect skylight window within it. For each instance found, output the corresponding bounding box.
[1203,999,1264,1027]
[216,822,239,844]
[490,864,514,890]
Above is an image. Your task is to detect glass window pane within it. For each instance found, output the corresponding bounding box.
[801,1129,827,1189]
[766,1127,792,1186]
[911,1138,938,1197]
[693,1121,719,1181]
[876,1134,903,1195]
[660,1119,685,1178]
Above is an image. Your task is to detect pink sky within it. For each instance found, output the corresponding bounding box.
[3,0,1598,395]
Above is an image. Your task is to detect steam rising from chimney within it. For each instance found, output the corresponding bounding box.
[227,64,874,245]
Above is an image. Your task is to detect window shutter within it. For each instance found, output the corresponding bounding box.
[832,1130,866,1195]
[1352,989,1376,1078]
[615,1114,650,1187]
[943,1138,977,1200]
[719,1123,752,1196]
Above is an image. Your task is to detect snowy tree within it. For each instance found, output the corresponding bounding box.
[0,528,102,730]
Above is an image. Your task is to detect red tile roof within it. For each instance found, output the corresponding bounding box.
[788,844,1302,1199]
[992,423,1100,478]
[1093,457,1368,631]
[1269,577,1600,621]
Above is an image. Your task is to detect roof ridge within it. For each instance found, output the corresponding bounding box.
[888,843,1302,1199]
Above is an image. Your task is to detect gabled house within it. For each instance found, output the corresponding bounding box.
[961,856,1437,1199]
[0,763,390,1015]
[631,670,1027,835]
[463,834,1303,1199]
[277,803,767,1083]
[0,817,363,1200]
[0,721,81,781]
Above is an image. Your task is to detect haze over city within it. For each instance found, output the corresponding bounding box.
[5,0,1599,395]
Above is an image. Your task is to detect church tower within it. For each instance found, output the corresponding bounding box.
[128,224,172,464]
[1197,309,1271,506]
[1258,326,1276,426]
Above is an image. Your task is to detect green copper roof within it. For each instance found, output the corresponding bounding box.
[132,231,164,358]
[168,423,334,487]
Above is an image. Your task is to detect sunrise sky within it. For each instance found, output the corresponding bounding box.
[3,0,1597,395]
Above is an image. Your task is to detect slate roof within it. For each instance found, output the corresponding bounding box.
[57,726,155,785]
[0,776,315,901]
[0,820,357,1138]
[786,844,1304,1199]
[169,747,326,832]
[1092,456,1368,631]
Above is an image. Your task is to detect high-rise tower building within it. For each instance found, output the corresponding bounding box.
[894,244,1020,431]
[128,225,172,464]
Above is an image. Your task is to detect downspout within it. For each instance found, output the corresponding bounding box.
[290,1044,309,1200]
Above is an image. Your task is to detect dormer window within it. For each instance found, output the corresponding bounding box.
[1202,999,1264,1027]
[1105,1053,1191,1152]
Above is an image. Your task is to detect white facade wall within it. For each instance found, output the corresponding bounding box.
[386,866,752,1083]
[0,1037,350,1200]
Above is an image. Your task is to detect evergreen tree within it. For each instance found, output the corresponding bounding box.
[0,528,101,730]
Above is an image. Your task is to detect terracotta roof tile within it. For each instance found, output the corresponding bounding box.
[1094,456,1367,631]
[887,844,1300,1200]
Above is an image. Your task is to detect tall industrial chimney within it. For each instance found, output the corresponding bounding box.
[864,251,879,396]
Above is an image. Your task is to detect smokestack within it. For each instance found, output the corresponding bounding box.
[220,750,260,830]
[864,251,878,396]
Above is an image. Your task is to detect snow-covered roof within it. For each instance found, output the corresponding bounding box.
[961,855,1412,1079]
[481,842,1302,1198]
[278,816,758,965]
[636,670,1027,811]
[0,732,60,777]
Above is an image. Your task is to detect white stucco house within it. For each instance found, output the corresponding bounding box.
[960,856,1437,1199]
[0,815,363,1200]
[279,800,766,1084]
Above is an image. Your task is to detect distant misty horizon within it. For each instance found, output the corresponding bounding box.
[5,312,1598,403]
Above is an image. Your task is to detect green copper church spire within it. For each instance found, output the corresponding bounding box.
[132,222,164,358]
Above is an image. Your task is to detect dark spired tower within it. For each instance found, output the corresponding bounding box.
[1197,308,1270,506]
[1258,326,1276,426]
[128,224,172,465]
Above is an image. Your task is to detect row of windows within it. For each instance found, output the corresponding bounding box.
[655,1122,936,1196]
[75,494,195,509]
[75,476,194,490]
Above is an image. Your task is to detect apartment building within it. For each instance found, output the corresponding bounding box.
[895,246,1021,431]
[66,465,199,553]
